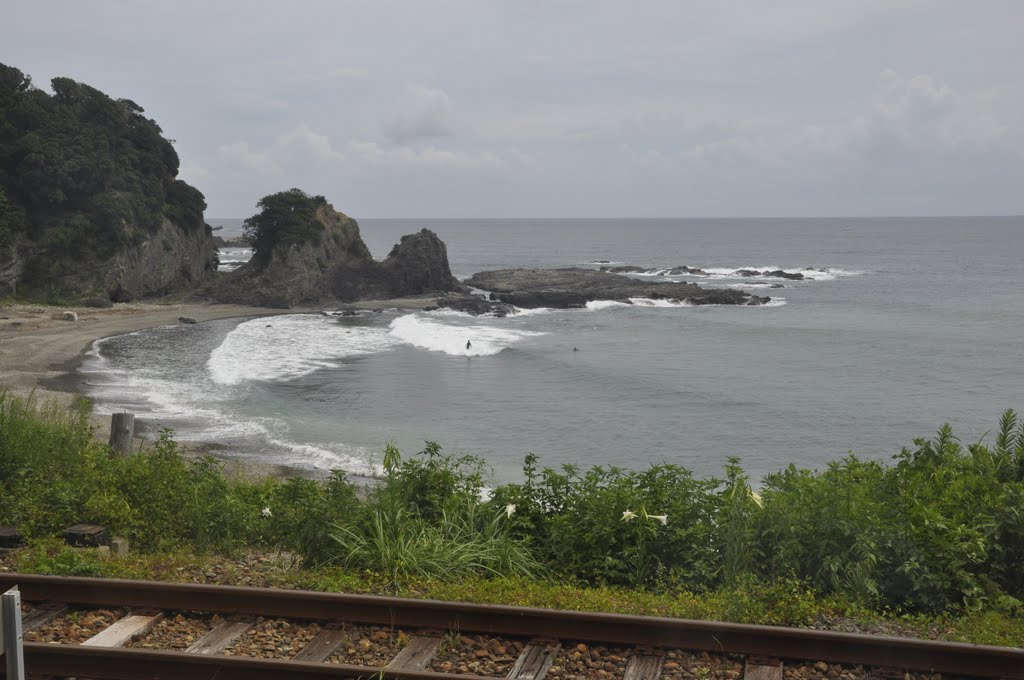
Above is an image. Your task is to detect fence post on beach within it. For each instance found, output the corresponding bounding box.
[109,412,135,457]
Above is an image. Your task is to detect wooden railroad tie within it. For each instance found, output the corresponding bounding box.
[744,656,783,680]
[21,606,67,633]
[290,625,348,663]
[184,620,253,655]
[623,652,665,680]
[82,611,164,648]
[508,641,561,680]
[385,634,442,671]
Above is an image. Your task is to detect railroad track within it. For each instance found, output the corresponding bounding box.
[0,574,1019,680]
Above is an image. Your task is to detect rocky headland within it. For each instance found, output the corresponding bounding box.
[209,190,466,308]
[0,63,220,302]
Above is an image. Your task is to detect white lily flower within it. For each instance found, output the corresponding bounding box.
[648,514,668,525]
[261,507,272,518]
[621,509,638,522]
[505,503,516,518]
[749,490,763,508]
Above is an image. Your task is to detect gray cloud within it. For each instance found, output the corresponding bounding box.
[1,0,1021,217]
[384,86,458,145]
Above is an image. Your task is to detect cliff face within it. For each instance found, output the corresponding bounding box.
[1,216,219,302]
[0,63,220,301]
[212,201,462,308]
[106,219,220,300]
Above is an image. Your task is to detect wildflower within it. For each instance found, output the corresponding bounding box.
[648,514,668,525]
[261,507,272,518]
[505,503,516,519]
[749,490,763,508]
[621,509,638,522]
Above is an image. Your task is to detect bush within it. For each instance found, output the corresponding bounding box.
[4,389,1024,616]
[0,391,354,554]
[491,455,719,588]
[326,442,540,585]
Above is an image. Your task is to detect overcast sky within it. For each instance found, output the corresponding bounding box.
[3,1,1022,218]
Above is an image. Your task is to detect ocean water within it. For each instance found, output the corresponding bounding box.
[80,217,1024,483]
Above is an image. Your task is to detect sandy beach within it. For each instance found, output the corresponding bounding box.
[0,302,295,394]
[0,297,442,393]
[0,297,436,480]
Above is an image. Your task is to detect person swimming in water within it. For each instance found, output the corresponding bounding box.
[466,340,472,350]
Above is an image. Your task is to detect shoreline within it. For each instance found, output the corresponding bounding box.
[0,297,438,481]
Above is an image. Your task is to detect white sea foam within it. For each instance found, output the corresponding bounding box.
[265,437,383,476]
[388,314,544,356]
[586,298,692,309]
[217,247,253,272]
[585,300,630,310]
[762,297,787,307]
[701,266,863,282]
[629,297,692,307]
[425,308,476,319]
[508,306,555,316]
[610,265,863,282]
[725,282,779,289]
[208,315,397,385]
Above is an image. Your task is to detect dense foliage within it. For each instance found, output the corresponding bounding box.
[2,389,1023,617]
[242,188,328,265]
[0,63,207,287]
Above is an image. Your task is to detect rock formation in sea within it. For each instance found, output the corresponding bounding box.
[0,63,219,301]
[600,264,804,280]
[457,268,769,311]
[210,189,464,308]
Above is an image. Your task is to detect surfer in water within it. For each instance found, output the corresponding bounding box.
[466,340,472,350]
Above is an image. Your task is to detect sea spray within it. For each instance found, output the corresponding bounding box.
[208,315,398,385]
[388,314,544,356]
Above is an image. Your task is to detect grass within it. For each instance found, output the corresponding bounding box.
[3,388,1024,647]
[5,540,1024,648]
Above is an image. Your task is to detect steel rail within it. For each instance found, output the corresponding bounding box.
[17,643,499,680]
[19,643,498,680]
[2,573,1021,678]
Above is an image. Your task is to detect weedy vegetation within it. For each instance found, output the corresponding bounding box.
[3,389,1024,644]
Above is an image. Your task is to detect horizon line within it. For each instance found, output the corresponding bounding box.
[207,214,1024,221]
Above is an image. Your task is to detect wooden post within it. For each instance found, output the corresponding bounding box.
[109,412,135,457]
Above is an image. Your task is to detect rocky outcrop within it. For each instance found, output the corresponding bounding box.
[600,264,806,280]
[735,269,804,280]
[436,294,518,317]
[211,203,463,308]
[1,217,219,301]
[463,268,768,310]
[376,229,462,297]
[105,219,220,299]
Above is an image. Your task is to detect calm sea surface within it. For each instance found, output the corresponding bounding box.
[81,217,1024,483]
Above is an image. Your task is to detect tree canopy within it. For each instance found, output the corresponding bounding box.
[0,62,207,266]
[243,188,328,264]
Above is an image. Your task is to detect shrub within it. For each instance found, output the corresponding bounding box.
[491,456,719,588]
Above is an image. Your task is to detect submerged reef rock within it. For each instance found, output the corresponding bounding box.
[211,189,463,308]
[463,268,769,310]
[735,268,805,280]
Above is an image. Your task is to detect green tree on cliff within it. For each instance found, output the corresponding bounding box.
[0,62,208,292]
[243,188,328,265]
